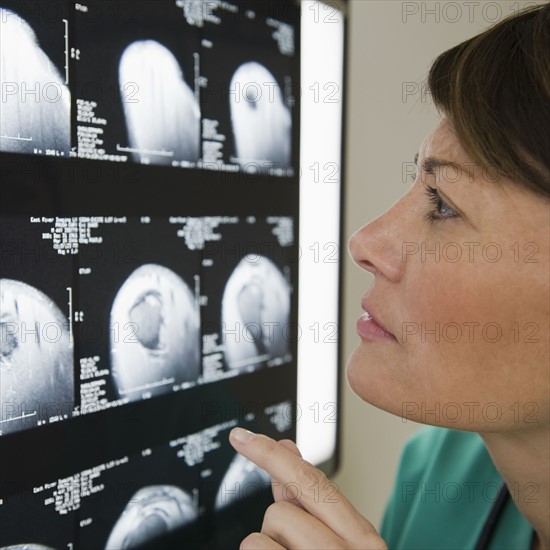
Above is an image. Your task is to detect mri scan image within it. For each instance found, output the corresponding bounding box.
[229,62,291,169]
[0,9,70,155]
[110,264,200,400]
[215,453,271,510]
[0,545,55,550]
[105,485,197,549]
[222,255,291,371]
[119,40,200,165]
[0,279,74,435]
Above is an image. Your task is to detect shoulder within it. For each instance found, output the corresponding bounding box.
[397,425,491,481]
[386,425,496,509]
[379,426,501,549]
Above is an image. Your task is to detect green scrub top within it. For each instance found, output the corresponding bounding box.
[379,426,536,549]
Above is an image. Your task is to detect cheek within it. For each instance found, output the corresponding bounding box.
[406,265,465,324]
[345,263,471,416]
[415,258,548,419]
[403,261,526,386]
[347,258,549,431]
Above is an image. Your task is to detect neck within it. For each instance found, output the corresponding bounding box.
[480,424,550,550]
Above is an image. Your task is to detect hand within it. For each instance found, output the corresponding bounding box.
[229,428,388,550]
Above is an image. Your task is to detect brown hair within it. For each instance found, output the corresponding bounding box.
[427,3,550,197]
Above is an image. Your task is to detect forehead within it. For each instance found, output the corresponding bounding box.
[419,119,471,163]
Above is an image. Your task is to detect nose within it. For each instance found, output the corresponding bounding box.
[348,198,409,283]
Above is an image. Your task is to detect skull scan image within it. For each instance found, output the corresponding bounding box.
[105,485,197,549]
[229,62,292,168]
[222,255,291,371]
[119,40,200,165]
[215,453,271,510]
[0,9,70,155]
[110,265,200,400]
[0,280,74,434]
[1,545,55,550]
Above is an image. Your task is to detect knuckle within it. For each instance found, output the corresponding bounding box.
[262,499,295,529]
[352,531,387,549]
[368,535,388,550]
[260,437,280,462]
[263,501,283,525]
[295,458,327,489]
[240,532,261,549]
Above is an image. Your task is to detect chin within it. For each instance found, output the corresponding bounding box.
[345,345,522,433]
[345,345,407,417]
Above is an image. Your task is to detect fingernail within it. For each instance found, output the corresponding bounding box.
[231,427,256,444]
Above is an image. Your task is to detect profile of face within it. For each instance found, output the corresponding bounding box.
[347,119,550,433]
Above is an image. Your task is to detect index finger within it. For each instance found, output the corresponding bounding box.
[272,439,306,509]
[229,428,376,542]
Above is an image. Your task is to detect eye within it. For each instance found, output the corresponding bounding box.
[423,186,459,224]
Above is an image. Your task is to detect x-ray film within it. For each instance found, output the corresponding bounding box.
[0,1,306,549]
[0,217,75,436]
[214,453,271,510]
[0,546,55,550]
[199,6,296,175]
[74,217,201,410]
[105,485,198,549]
[72,1,200,166]
[229,62,292,169]
[0,280,74,435]
[222,254,291,371]
[110,264,200,401]
[118,40,200,165]
[0,3,70,157]
[189,215,295,378]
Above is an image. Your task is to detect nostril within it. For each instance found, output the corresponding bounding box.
[359,259,376,272]
[358,259,383,278]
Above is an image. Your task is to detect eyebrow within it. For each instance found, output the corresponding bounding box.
[414,153,465,175]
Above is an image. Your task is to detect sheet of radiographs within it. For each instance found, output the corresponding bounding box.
[0,411,291,549]
[0,0,296,175]
[0,215,294,430]
[0,1,301,548]
[0,213,296,547]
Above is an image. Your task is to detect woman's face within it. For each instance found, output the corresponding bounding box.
[347,119,550,433]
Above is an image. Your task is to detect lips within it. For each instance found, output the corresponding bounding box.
[356,300,398,343]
